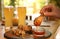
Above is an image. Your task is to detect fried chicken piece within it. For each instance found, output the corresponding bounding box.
[34,15,44,26]
[24,25,33,34]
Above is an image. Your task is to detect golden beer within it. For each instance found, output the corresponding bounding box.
[17,7,26,25]
[4,7,14,27]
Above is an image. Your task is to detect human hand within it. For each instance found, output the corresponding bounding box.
[40,4,60,18]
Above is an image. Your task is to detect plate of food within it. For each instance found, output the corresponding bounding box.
[4,25,52,39]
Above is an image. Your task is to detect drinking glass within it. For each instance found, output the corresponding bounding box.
[4,6,14,31]
[17,7,26,25]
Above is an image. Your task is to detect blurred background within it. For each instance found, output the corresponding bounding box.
[0,0,60,21]
[0,0,48,20]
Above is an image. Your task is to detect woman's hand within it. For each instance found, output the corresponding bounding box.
[40,4,60,18]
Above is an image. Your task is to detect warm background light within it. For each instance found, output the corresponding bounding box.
[4,0,46,14]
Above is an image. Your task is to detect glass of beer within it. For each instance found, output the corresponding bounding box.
[4,6,14,31]
[17,7,26,25]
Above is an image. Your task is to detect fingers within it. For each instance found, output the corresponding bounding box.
[44,12,54,17]
[40,4,60,18]
[40,6,47,14]
[40,4,55,16]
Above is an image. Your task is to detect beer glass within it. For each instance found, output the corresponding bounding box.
[4,6,14,31]
[17,7,26,25]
